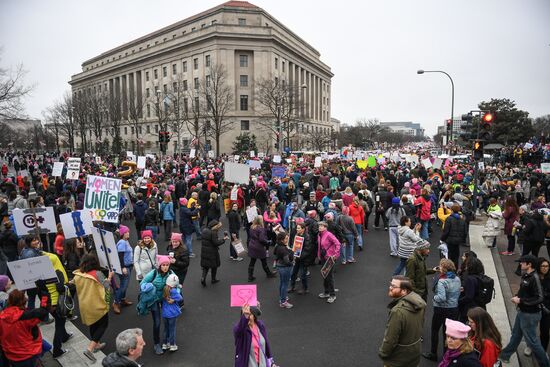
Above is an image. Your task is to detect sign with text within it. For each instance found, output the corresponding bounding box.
[52,162,64,177]
[13,207,57,236]
[542,163,550,174]
[84,175,122,223]
[137,156,146,169]
[293,235,304,258]
[66,157,81,180]
[7,256,57,291]
[91,227,122,274]
[271,166,287,178]
[224,162,250,185]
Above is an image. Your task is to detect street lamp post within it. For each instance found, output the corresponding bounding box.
[417,69,455,146]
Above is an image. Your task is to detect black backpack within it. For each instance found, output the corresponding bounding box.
[474,274,495,306]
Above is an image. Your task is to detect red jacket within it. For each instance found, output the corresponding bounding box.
[0,306,47,361]
[348,203,365,226]
[470,336,500,367]
[414,195,432,221]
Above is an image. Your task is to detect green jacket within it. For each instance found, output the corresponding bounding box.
[378,292,426,367]
[405,251,435,298]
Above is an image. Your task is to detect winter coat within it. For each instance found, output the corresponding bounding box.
[433,272,461,308]
[441,351,482,367]
[378,292,426,367]
[0,306,48,362]
[143,207,159,227]
[338,215,359,237]
[502,206,519,236]
[133,242,158,280]
[200,224,225,268]
[141,268,173,303]
[348,202,365,226]
[72,269,110,325]
[207,199,221,221]
[0,228,19,261]
[248,227,269,259]
[470,337,500,367]
[166,243,190,280]
[482,209,502,238]
[291,229,315,266]
[102,352,140,367]
[233,315,272,367]
[317,230,341,260]
[179,206,199,235]
[133,200,148,223]
[397,226,423,260]
[227,210,241,234]
[274,244,294,267]
[405,251,435,299]
[160,201,175,221]
[523,211,548,245]
[386,207,406,227]
[441,213,467,246]
[414,195,431,222]
[162,287,183,319]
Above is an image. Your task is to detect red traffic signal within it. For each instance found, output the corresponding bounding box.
[482,112,494,124]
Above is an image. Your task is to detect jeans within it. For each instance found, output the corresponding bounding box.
[145,225,158,241]
[344,233,355,261]
[388,227,399,255]
[115,267,132,304]
[184,233,193,254]
[163,317,177,345]
[500,311,550,367]
[355,224,363,248]
[430,307,459,355]
[420,220,429,240]
[393,258,408,275]
[151,302,162,345]
[277,266,292,303]
[291,261,308,290]
[192,219,202,239]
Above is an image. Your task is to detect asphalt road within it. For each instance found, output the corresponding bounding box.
[71,216,445,367]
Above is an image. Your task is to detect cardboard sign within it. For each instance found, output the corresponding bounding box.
[367,156,377,167]
[231,240,247,257]
[91,227,123,274]
[13,207,57,236]
[271,166,287,178]
[52,162,64,177]
[247,160,261,170]
[137,156,146,169]
[66,157,81,180]
[190,149,196,158]
[320,256,335,279]
[224,162,250,185]
[7,256,57,291]
[230,284,258,307]
[293,236,304,257]
[542,163,550,174]
[20,169,28,177]
[273,155,281,163]
[422,158,432,169]
[314,157,322,168]
[356,160,367,169]
[84,175,122,223]
[60,210,94,239]
[246,206,259,223]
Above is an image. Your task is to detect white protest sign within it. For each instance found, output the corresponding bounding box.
[377,157,386,165]
[13,207,57,236]
[224,161,250,185]
[60,210,94,239]
[433,158,443,170]
[7,256,57,291]
[247,160,261,170]
[127,154,136,163]
[95,156,102,164]
[250,151,255,158]
[146,154,156,162]
[314,157,322,168]
[273,155,281,163]
[258,152,265,158]
[66,157,81,180]
[246,206,259,223]
[234,155,240,162]
[230,189,238,201]
[91,227,123,274]
[422,158,432,169]
[478,161,485,170]
[143,169,150,178]
[52,162,64,177]
[20,169,28,177]
[542,163,550,174]
[84,175,122,223]
[137,156,146,169]
[208,150,215,158]
[524,143,534,150]
[190,149,196,158]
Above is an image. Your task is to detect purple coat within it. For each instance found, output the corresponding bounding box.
[234,315,272,367]
[248,227,269,259]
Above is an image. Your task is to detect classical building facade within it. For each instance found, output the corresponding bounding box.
[69,1,334,155]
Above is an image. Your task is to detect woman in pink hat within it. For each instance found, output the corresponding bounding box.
[133,230,158,282]
[166,232,190,285]
[439,318,482,367]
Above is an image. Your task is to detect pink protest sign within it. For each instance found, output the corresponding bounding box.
[230,285,258,307]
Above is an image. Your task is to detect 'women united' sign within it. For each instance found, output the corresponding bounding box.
[84,175,122,223]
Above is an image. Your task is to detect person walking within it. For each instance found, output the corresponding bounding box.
[500,197,519,256]
[133,230,158,282]
[273,232,294,309]
[348,197,365,251]
[228,203,244,261]
[405,242,435,301]
[499,254,550,367]
[200,220,228,286]
[394,217,423,275]
[338,206,359,264]
[179,197,199,257]
[143,200,160,241]
[160,193,175,242]
[161,274,183,352]
[467,307,502,367]
[113,225,134,315]
[247,216,277,282]
[482,198,502,248]
[317,221,341,304]
[440,204,468,268]
[386,197,405,257]
[378,275,426,367]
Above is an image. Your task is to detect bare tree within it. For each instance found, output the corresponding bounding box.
[72,91,90,153]
[42,107,60,152]
[127,91,145,155]
[107,91,124,155]
[201,63,234,156]
[52,93,76,154]
[167,76,192,154]
[0,53,34,119]
[305,128,332,151]
[87,90,108,154]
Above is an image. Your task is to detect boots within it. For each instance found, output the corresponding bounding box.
[262,262,277,278]
[112,303,121,314]
[248,267,256,282]
[121,299,133,307]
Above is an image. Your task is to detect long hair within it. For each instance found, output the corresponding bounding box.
[459,337,475,354]
[163,284,172,300]
[504,197,519,212]
[251,216,264,230]
[467,307,503,352]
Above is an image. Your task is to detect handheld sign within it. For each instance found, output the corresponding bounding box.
[7,256,57,291]
[91,227,123,274]
[320,256,335,279]
[52,162,64,177]
[137,156,146,169]
[84,175,122,223]
[292,236,304,258]
[246,207,259,223]
[230,284,258,307]
[66,157,81,180]
[60,210,94,239]
[13,207,57,236]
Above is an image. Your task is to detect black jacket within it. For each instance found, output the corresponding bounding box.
[518,270,544,313]
[166,243,190,278]
[441,214,467,246]
[143,207,159,227]
[227,210,241,234]
[447,351,482,367]
[102,352,139,367]
[0,228,19,261]
[200,224,225,268]
[523,212,548,244]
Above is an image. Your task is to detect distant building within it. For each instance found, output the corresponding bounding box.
[1,118,41,131]
[436,117,466,141]
[380,121,424,137]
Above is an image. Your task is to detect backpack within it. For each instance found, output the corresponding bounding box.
[474,274,495,306]
[56,285,75,319]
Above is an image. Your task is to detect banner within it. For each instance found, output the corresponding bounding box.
[7,256,57,291]
[60,210,94,239]
[66,157,81,180]
[91,227,123,274]
[13,207,57,236]
[52,162,64,177]
[84,175,122,223]
[271,166,287,178]
[247,160,261,170]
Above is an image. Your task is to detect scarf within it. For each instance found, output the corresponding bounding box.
[438,348,461,367]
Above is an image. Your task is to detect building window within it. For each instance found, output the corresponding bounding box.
[124,127,127,135]
[205,55,211,67]
[194,97,199,113]
[154,69,158,79]
[146,104,151,118]
[240,120,250,130]
[275,57,278,69]
[191,27,196,32]
[146,88,150,98]
[206,75,211,87]
[173,82,177,91]
[240,75,248,87]
[146,125,150,134]
[275,77,278,85]
[194,77,199,89]
[183,61,187,72]
[282,61,285,72]
[131,126,135,134]
[201,23,206,28]
[183,80,188,91]
[240,95,248,111]
[238,18,246,26]
[155,124,159,133]
[138,126,142,134]
[163,66,167,77]
[239,55,248,67]
[211,20,217,25]
[146,71,150,81]
[163,84,168,94]
[172,64,177,74]
[194,58,198,70]
[184,98,188,113]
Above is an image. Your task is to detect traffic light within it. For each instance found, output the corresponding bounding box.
[446,119,452,132]
[482,112,494,124]
[473,140,483,160]
[158,131,171,143]
[461,113,473,123]
[479,112,494,141]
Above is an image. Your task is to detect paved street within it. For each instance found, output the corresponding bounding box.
[65,218,444,366]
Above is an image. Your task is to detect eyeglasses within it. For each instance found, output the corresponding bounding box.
[389,283,401,289]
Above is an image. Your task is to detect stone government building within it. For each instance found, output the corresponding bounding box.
[68,0,336,155]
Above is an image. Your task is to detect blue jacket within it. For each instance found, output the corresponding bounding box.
[179,206,199,235]
[433,272,461,308]
[136,282,157,316]
[133,200,148,222]
[162,287,183,318]
[160,201,175,221]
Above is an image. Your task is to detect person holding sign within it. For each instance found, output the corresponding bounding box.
[289,221,314,295]
[274,232,295,309]
[233,303,276,367]
[317,221,341,304]
[113,225,134,315]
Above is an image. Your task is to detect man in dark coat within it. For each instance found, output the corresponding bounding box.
[200,220,227,286]
[440,204,467,268]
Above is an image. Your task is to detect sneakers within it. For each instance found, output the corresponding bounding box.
[500,251,514,256]
[341,260,347,265]
[347,258,356,263]
[93,342,106,353]
[162,344,169,350]
[63,332,74,343]
[170,345,178,352]
[231,256,244,262]
[327,296,336,303]
[524,347,532,356]
[189,253,196,258]
[154,344,164,355]
[297,289,309,295]
[318,293,330,299]
[279,301,293,308]
[53,349,69,359]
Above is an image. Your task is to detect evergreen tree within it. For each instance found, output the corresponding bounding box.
[232,133,258,155]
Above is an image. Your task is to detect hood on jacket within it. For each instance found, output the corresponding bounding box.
[0,306,24,323]
[390,291,426,313]
[398,225,412,236]
[207,220,221,229]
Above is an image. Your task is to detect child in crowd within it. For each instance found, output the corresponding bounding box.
[162,274,183,352]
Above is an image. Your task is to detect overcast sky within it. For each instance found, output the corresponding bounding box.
[1,0,549,136]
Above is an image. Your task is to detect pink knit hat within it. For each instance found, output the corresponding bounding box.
[342,206,350,216]
[141,230,153,239]
[157,255,171,266]
[179,197,188,206]
[445,319,470,339]
[119,225,130,236]
[171,233,182,242]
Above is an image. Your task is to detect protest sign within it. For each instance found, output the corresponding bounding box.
[367,156,377,167]
[13,207,57,236]
[230,284,258,307]
[95,156,102,164]
[320,256,335,279]
[52,162,64,177]
[143,169,150,178]
[91,227,123,274]
[377,157,386,165]
[542,163,550,174]
[137,156,146,169]
[60,210,94,239]
[247,160,261,170]
[231,240,247,257]
[208,150,215,158]
[250,151,255,158]
[314,157,322,168]
[273,155,281,163]
[433,158,443,170]
[356,160,367,169]
[258,152,265,158]
[246,207,259,223]
[145,154,156,162]
[7,256,57,291]
[84,175,122,223]
[224,162,250,185]
[66,157,81,180]
[234,155,240,162]
[190,149,196,158]
[422,158,432,169]
[293,236,304,258]
[271,166,287,178]
[230,188,238,201]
